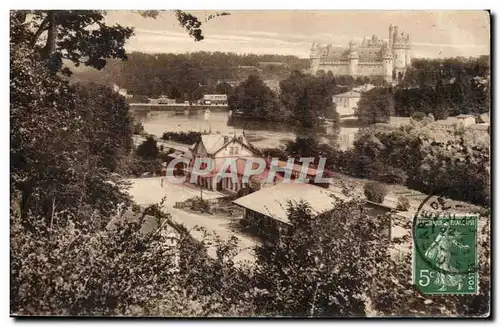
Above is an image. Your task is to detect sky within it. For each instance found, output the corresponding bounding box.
[105,10,490,59]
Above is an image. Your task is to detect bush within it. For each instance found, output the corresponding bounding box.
[188,197,211,213]
[131,203,142,213]
[396,196,411,211]
[364,181,388,203]
[132,122,144,135]
[411,111,426,121]
[162,131,201,145]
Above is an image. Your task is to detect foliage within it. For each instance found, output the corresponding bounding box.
[11,10,134,73]
[363,181,388,203]
[162,131,201,145]
[396,196,411,211]
[74,83,134,172]
[229,75,283,122]
[215,81,234,96]
[252,199,392,316]
[132,122,145,135]
[10,43,131,227]
[411,111,426,121]
[72,51,310,100]
[356,87,394,125]
[136,136,159,161]
[340,125,490,205]
[395,56,490,117]
[279,71,341,129]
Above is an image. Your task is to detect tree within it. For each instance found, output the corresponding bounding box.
[280,71,340,129]
[215,81,234,96]
[74,83,133,172]
[363,181,388,203]
[136,137,159,161]
[11,10,228,73]
[229,75,282,122]
[10,43,131,227]
[356,87,394,125]
[11,10,134,73]
[252,199,392,316]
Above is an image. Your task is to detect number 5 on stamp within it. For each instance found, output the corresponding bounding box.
[412,215,478,295]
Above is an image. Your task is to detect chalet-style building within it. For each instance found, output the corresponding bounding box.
[188,132,258,193]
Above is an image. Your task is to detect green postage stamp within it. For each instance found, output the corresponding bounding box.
[413,215,478,295]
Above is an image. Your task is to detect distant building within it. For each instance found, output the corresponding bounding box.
[435,115,476,130]
[201,94,228,105]
[310,24,412,82]
[112,83,133,99]
[456,114,477,127]
[149,96,176,105]
[332,91,361,117]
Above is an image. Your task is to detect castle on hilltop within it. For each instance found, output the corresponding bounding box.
[309,25,412,83]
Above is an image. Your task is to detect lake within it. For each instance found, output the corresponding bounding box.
[137,110,356,150]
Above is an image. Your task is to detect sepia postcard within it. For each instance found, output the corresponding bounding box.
[10,10,491,318]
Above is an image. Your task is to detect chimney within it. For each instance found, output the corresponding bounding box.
[223,136,229,144]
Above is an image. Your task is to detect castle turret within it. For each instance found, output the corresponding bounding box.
[389,24,394,47]
[404,32,412,67]
[309,42,322,75]
[347,41,358,76]
[391,26,407,80]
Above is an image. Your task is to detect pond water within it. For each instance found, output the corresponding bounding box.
[137,110,356,150]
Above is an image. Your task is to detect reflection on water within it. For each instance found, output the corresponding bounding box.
[137,110,353,149]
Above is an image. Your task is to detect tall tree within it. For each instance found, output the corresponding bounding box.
[280,71,340,129]
[356,87,394,125]
[229,75,282,122]
[252,199,391,316]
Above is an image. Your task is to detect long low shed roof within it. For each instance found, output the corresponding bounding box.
[233,183,347,225]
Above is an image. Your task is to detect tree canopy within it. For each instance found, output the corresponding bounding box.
[356,87,395,125]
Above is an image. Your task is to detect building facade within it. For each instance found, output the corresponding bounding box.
[310,25,412,82]
[201,94,228,105]
[332,91,361,117]
[189,132,257,193]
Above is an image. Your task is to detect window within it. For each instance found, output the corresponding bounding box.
[229,147,234,155]
[234,147,239,155]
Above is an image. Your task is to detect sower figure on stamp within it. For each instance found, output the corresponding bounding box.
[425,222,470,291]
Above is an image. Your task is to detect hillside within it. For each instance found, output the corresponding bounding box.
[69,51,310,97]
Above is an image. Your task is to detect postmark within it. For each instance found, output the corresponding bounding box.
[411,193,478,295]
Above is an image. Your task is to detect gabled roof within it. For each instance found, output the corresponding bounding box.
[200,134,226,155]
[233,183,345,225]
[196,132,254,156]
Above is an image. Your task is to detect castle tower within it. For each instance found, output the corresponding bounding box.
[404,32,412,67]
[392,26,407,80]
[347,41,359,76]
[309,42,322,75]
[382,44,393,82]
[389,24,394,47]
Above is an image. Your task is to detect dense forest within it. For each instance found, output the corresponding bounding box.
[394,56,490,118]
[70,51,310,98]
